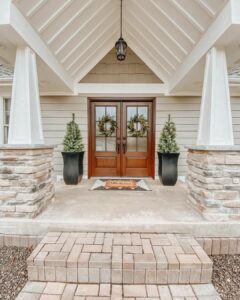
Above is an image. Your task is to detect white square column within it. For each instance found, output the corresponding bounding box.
[197,47,234,146]
[8,46,44,144]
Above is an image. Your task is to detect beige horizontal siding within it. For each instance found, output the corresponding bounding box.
[41,96,240,179]
[41,96,88,178]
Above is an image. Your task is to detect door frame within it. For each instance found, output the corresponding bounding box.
[88,98,156,178]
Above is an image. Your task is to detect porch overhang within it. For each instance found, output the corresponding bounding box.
[1,0,240,95]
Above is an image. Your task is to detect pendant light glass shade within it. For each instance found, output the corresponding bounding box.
[115,0,127,61]
[115,37,127,61]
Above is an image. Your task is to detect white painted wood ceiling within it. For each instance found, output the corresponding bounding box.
[13,0,227,84]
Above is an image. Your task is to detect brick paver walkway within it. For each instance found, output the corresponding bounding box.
[27,232,212,285]
[17,282,221,299]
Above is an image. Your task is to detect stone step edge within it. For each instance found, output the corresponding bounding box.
[27,265,212,285]
[17,281,221,299]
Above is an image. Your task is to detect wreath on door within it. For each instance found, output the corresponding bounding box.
[98,114,117,137]
[127,114,149,137]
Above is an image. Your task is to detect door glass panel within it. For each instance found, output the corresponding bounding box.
[127,137,137,152]
[138,137,147,152]
[95,106,117,152]
[106,137,116,151]
[127,106,149,152]
[96,137,105,151]
[138,107,148,119]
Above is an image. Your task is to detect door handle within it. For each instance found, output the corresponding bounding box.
[116,138,121,154]
[122,138,127,154]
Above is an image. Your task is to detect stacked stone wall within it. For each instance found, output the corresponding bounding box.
[187,147,240,221]
[0,146,54,218]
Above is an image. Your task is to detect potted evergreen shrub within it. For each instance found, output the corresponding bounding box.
[62,113,84,185]
[158,114,180,186]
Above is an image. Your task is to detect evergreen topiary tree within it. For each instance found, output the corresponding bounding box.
[158,114,179,153]
[63,113,84,152]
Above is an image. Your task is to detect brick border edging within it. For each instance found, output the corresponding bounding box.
[0,234,42,248]
[1,234,240,256]
[196,237,240,255]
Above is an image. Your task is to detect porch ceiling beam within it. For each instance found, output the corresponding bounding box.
[38,0,73,33]
[46,0,93,45]
[150,0,195,44]
[168,0,234,92]
[130,0,188,56]
[171,0,205,32]
[5,2,74,91]
[124,9,177,70]
[124,31,169,83]
[62,5,118,66]
[77,83,167,97]
[197,0,216,17]
[73,31,118,84]
[69,19,119,75]
[54,0,112,56]
[124,19,174,75]
[26,0,47,18]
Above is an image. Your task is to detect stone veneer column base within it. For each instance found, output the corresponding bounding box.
[0,145,55,218]
[187,146,240,221]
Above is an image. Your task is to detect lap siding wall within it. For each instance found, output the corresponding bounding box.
[40,96,240,179]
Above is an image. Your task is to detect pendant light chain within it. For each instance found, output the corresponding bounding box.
[120,0,122,38]
[115,0,127,61]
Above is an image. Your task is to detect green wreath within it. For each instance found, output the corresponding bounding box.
[98,114,117,137]
[127,114,149,137]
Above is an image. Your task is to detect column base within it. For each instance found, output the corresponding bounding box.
[0,145,55,218]
[187,146,240,221]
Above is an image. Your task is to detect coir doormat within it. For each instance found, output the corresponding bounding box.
[90,179,151,191]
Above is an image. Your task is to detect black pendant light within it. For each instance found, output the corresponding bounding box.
[115,0,127,61]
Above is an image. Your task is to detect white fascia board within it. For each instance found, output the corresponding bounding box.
[5,3,74,92]
[77,83,167,97]
[230,0,240,24]
[168,0,233,92]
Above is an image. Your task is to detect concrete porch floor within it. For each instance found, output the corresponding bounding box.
[1,179,240,237]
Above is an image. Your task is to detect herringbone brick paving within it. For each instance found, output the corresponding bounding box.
[27,232,213,284]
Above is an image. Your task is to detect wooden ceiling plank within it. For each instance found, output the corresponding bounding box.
[151,0,199,44]
[171,0,205,32]
[196,0,216,17]
[131,0,188,56]
[53,0,112,55]
[38,0,73,33]
[73,32,118,83]
[26,0,47,18]
[62,7,118,66]
[124,13,176,72]
[46,0,92,45]
[124,31,169,83]
[69,21,119,75]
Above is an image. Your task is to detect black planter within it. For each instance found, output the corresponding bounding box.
[61,152,84,185]
[158,152,179,186]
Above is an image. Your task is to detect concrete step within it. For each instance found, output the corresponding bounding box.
[27,232,213,285]
[17,282,221,299]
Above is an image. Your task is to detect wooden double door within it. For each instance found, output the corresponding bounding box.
[89,100,154,177]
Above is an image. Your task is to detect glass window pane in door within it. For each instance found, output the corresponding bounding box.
[96,137,106,151]
[137,137,147,152]
[127,137,137,152]
[106,137,116,151]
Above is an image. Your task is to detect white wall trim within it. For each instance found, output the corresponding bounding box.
[77,83,167,97]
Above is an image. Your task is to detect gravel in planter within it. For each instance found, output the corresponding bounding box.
[211,255,240,300]
[0,246,32,300]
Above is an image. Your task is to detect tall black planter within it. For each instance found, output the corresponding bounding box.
[62,152,84,185]
[158,152,179,186]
